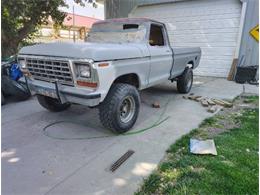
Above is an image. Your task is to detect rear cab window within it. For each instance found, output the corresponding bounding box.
[149,24,165,46]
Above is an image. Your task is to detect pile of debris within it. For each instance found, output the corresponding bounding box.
[183,94,233,113]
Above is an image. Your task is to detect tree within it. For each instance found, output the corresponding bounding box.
[1,0,97,58]
[1,0,67,58]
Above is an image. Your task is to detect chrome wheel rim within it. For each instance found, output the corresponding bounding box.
[119,96,136,123]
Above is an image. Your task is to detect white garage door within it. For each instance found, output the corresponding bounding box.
[130,0,242,77]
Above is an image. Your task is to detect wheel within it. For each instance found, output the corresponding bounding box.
[99,83,140,133]
[37,95,71,112]
[177,67,193,94]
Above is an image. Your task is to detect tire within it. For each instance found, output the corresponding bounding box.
[177,67,193,94]
[2,76,31,101]
[12,82,31,101]
[99,83,140,133]
[37,95,71,112]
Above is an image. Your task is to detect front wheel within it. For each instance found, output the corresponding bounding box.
[177,67,193,94]
[99,83,140,134]
[37,95,71,112]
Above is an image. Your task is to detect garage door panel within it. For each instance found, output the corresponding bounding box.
[164,20,240,30]
[172,41,238,47]
[138,1,240,12]
[173,33,239,38]
[173,42,237,47]
[130,0,242,77]
[173,46,236,55]
[194,68,232,77]
[162,8,241,18]
[140,7,241,16]
[173,19,240,28]
[196,68,231,73]
[202,55,236,61]
[136,5,241,18]
[173,34,238,43]
[155,0,240,9]
[194,71,227,77]
[199,59,233,67]
[160,13,241,22]
[199,48,236,57]
[163,19,240,30]
[171,28,240,35]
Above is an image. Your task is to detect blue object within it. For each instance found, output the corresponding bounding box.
[10,63,23,81]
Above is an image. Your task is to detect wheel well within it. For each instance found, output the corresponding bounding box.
[187,60,194,68]
[113,73,140,88]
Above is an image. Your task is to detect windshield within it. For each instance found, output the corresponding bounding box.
[86,22,147,44]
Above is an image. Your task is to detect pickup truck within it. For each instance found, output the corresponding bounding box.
[18,18,201,133]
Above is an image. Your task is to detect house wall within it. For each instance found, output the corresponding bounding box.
[105,0,184,19]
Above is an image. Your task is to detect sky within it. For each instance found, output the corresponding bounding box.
[60,0,104,19]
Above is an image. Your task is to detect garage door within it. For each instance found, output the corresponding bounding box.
[130,0,242,77]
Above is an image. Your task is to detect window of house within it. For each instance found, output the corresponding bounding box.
[149,24,165,46]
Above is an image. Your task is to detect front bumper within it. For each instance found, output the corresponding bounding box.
[20,77,101,106]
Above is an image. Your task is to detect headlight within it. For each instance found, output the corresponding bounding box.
[75,63,91,78]
[18,58,26,69]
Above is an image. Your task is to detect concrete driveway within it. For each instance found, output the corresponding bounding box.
[2,77,258,195]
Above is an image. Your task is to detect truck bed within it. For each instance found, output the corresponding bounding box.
[170,47,201,79]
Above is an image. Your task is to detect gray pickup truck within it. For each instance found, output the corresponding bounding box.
[18,18,201,133]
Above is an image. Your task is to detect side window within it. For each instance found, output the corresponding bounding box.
[149,24,165,46]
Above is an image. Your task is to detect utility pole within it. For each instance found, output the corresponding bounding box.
[73,5,75,43]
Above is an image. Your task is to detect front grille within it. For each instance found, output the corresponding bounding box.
[26,57,74,86]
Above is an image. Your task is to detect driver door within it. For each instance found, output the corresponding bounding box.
[147,24,173,86]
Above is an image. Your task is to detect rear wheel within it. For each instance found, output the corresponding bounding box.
[37,95,70,112]
[99,83,140,134]
[177,67,193,94]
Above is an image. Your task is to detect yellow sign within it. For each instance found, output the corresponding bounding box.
[250,25,259,42]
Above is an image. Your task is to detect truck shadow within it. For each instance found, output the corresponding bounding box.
[42,83,179,140]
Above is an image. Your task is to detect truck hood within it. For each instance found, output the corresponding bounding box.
[19,42,145,61]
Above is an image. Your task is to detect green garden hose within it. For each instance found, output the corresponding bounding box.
[42,97,172,140]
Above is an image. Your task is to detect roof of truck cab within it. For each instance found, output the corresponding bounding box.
[94,18,163,25]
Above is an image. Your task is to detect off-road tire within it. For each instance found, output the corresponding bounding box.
[37,95,71,112]
[99,83,140,134]
[177,67,193,94]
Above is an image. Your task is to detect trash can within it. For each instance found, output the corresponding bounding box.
[235,65,258,84]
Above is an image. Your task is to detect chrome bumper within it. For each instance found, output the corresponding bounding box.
[20,77,101,106]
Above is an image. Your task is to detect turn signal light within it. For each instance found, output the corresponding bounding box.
[98,63,109,67]
[77,81,97,88]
